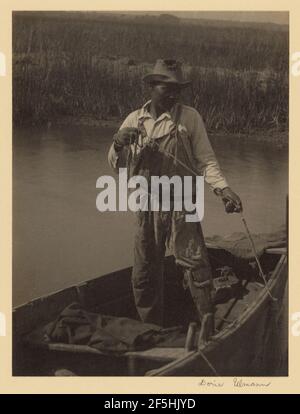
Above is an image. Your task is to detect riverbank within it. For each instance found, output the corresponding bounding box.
[42,115,288,148]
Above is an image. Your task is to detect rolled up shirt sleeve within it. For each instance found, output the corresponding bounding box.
[190,110,228,191]
[107,112,136,172]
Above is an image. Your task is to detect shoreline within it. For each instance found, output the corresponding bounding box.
[15,115,288,148]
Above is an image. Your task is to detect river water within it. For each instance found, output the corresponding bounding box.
[13,125,288,306]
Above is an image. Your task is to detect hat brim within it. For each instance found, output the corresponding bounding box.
[143,74,191,89]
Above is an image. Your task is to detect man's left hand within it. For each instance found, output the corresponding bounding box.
[220,187,243,213]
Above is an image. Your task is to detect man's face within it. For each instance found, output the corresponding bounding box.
[150,82,181,111]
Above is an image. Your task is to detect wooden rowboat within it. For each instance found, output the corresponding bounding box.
[13,246,287,376]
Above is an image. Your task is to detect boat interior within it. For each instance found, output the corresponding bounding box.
[13,247,286,376]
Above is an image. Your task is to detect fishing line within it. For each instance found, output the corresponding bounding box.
[239,212,277,302]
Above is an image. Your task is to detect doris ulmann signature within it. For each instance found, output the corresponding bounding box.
[198,378,272,388]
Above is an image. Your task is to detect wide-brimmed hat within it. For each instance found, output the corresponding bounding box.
[143,59,191,88]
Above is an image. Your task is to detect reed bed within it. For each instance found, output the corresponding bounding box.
[13,13,288,138]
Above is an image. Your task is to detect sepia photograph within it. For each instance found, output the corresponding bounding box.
[12,10,288,377]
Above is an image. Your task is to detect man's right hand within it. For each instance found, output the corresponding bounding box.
[113,127,139,150]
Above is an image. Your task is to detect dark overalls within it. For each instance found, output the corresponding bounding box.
[128,104,213,326]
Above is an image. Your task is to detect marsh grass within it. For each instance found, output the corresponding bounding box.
[13,13,288,138]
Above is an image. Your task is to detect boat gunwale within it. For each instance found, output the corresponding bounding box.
[13,251,287,375]
[148,252,287,376]
[13,267,133,312]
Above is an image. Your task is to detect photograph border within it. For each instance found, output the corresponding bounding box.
[0,0,298,394]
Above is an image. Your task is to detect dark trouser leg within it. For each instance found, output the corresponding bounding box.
[171,211,213,322]
[131,210,169,325]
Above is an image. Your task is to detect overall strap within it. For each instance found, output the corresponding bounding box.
[126,108,144,175]
[173,103,182,166]
[137,107,143,129]
[173,103,182,126]
[137,108,148,143]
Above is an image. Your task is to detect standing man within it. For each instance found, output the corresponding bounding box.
[108,59,242,326]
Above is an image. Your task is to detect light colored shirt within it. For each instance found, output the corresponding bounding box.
[108,101,228,190]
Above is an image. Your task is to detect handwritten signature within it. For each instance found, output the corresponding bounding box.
[197,378,272,388]
[198,379,224,387]
[233,378,271,387]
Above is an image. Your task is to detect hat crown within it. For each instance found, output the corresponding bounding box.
[143,59,190,87]
[152,59,184,82]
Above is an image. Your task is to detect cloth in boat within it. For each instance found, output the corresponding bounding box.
[43,302,186,354]
[205,226,286,260]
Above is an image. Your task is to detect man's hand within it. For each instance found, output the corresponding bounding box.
[216,187,243,213]
[113,127,139,150]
